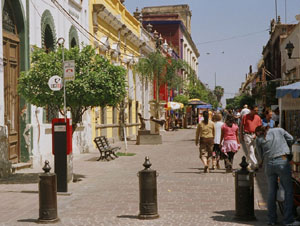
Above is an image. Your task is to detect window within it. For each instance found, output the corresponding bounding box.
[41,10,56,52]
[41,10,58,123]
[70,38,77,48]
[69,25,79,48]
[44,24,55,53]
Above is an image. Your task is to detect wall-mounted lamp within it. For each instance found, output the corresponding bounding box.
[285,41,295,59]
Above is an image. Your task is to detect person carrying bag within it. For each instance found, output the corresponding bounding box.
[255,125,297,225]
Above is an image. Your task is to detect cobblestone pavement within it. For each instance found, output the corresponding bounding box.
[0,128,272,226]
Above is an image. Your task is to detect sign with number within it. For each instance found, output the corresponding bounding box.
[64,60,75,81]
[48,75,63,91]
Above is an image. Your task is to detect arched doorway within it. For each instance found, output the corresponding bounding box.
[3,0,20,163]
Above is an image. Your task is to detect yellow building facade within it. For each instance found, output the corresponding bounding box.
[89,0,146,142]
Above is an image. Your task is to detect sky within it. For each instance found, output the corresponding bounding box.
[125,0,300,106]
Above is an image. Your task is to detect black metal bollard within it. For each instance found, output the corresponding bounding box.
[234,156,256,221]
[38,160,59,223]
[138,156,159,219]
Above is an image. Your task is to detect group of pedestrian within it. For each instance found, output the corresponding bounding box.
[195,110,240,173]
[194,104,300,225]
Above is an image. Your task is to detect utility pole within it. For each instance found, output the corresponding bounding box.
[275,0,278,22]
[214,72,216,89]
[285,0,287,23]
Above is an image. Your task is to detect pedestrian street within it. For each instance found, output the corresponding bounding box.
[0,128,271,226]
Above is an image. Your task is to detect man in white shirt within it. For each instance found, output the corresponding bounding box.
[240,104,250,119]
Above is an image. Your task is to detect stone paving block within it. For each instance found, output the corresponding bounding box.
[0,128,272,225]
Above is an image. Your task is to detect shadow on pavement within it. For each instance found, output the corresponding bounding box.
[117,215,139,219]
[17,219,38,223]
[180,139,195,142]
[211,210,268,225]
[255,171,268,202]
[86,156,101,161]
[173,171,201,174]
[73,173,86,183]
[175,168,230,174]
[0,173,86,184]
[0,173,39,184]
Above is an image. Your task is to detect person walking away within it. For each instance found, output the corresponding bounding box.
[240,104,250,119]
[255,125,298,226]
[240,105,262,170]
[262,109,275,128]
[195,111,215,173]
[220,114,240,173]
[234,108,241,126]
[212,113,224,170]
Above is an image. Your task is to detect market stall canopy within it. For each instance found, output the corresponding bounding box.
[276,82,300,98]
[188,98,207,105]
[167,101,184,110]
[196,104,212,109]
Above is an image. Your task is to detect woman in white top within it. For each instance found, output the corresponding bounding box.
[212,113,224,170]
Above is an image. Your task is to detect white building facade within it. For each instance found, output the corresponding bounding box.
[0,0,92,177]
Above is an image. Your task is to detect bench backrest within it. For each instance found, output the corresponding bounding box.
[94,136,107,151]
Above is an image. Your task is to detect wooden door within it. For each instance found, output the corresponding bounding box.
[3,31,20,163]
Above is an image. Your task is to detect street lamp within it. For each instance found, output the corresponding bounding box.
[285,41,295,59]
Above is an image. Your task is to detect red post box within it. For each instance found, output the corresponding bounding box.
[52,118,72,155]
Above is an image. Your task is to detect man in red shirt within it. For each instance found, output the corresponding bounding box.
[240,105,262,170]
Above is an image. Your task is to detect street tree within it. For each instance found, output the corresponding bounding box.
[18,45,127,133]
[213,85,224,104]
[135,52,184,117]
[226,94,255,109]
[173,94,189,106]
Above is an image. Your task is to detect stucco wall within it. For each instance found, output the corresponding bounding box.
[0,126,11,177]
[28,0,92,168]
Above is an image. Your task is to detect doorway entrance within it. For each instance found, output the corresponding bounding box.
[3,1,20,163]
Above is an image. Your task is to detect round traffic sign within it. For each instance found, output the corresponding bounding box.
[48,75,63,91]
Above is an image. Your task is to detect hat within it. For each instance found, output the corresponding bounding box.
[243,104,248,108]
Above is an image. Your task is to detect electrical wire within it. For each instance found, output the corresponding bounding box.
[51,0,142,58]
[196,29,269,45]
[50,0,93,44]
[30,0,42,18]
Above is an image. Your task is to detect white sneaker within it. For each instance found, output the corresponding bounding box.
[286,221,300,226]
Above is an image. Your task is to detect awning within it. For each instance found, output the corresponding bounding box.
[196,104,212,109]
[188,98,207,105]
[276,82,300,98]
[167,101,184,110]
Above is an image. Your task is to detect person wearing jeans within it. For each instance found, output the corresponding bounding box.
[255,125,298,226]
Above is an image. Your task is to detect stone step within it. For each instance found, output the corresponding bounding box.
[11,162,32,173]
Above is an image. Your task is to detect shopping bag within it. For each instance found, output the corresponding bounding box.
[277,183,285,202]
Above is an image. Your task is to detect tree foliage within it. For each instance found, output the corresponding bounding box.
[135,51,221,110]
[226,94,255,109]
[213,86,224,103]
[173,94,189,105]
[18,45,127,132]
